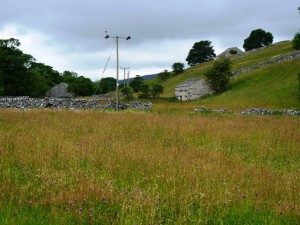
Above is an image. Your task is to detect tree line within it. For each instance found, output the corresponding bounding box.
[1,22,299,99]
[0,38,164,99]
[0,38,131,98]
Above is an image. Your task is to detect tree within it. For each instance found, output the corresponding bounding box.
[0,38,37,96]
[129,75,144,92]
[292,32,300,50]
[30,62,62,87]
[172,62,185,75]
[186,40,216,66]
[298,73,300,101]
[27,71,50,97]
[151,84,164,98]
[94,77,116,94]
[204,58,232,94]
[138,83,151,99]
[68,76,94,96]
[62,71,78,84]
[243,29,273,51]
[121,86,134,100]
[158,70,170,81]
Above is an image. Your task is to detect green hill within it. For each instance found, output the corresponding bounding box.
[147,41,300,111]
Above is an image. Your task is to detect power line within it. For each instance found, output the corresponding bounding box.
[94,43,115,95]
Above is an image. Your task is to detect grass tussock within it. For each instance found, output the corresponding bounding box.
[0,109,299,224]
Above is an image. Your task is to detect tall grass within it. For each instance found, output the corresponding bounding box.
[0,109,299,224]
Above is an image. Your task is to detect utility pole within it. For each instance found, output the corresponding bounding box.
[127,70,130,87]
[105,31,131,110]
[120,67,129,87]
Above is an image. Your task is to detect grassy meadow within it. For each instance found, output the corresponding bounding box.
[0,109,299,224]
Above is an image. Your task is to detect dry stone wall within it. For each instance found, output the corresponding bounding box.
[194,106,300,116]
[231,51,300,78]
[0,97,152,110]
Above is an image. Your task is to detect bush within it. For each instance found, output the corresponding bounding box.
[120,86,134,100]
[204,58,232,94]
[172,62,185,75]
[138,83,164,99]
[158,70,171,81]
[298,73,300,100]
[229,49,238,55]
[138,83,150,99]
[292,32,300,50]
[151,84,164,98]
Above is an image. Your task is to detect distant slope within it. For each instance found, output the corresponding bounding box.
[147,41,300,110]
[119,73,158,85]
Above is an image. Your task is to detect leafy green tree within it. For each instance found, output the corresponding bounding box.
[172,62,185,75]
[158,70,170,81]
[292,32,300,50]
[121,86,134,100]
[298,73,300,101]
[186,40,216,66]
[138,83,151,99]
[27,70,50,97]
[129,75,144,92]
[94,77,116,94]
[0,38,36,96]
[30,62,62,87]
[62,71,78,84]
[151,84,164,98]
[204,58,232,94]
[243,29,273,51]
[68,76,94,96]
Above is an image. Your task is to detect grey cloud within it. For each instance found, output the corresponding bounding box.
[0,0,299,78]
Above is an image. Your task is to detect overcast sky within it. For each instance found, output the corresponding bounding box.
[0,0,299,81]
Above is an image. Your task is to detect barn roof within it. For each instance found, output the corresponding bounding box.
[175,78,203,88]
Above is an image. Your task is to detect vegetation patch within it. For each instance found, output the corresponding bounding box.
[0,110,299,224]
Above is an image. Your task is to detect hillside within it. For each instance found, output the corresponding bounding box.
[147,41,300,111]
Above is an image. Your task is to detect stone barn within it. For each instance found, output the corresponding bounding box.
[216,47,243,59]
[46,82,73,98]
[175,78,214,101]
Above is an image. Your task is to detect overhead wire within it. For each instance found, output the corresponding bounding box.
[94,43,115,95]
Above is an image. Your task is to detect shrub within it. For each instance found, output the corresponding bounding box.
[229,49,238,55]
[292,32,300,50]
[298,73,300,100]
[120,86,134,100]
[158,70,171,81]
[172,62,185,75]
[204,58,232,94]
[138,83,151,99]
[151,84,164,98]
